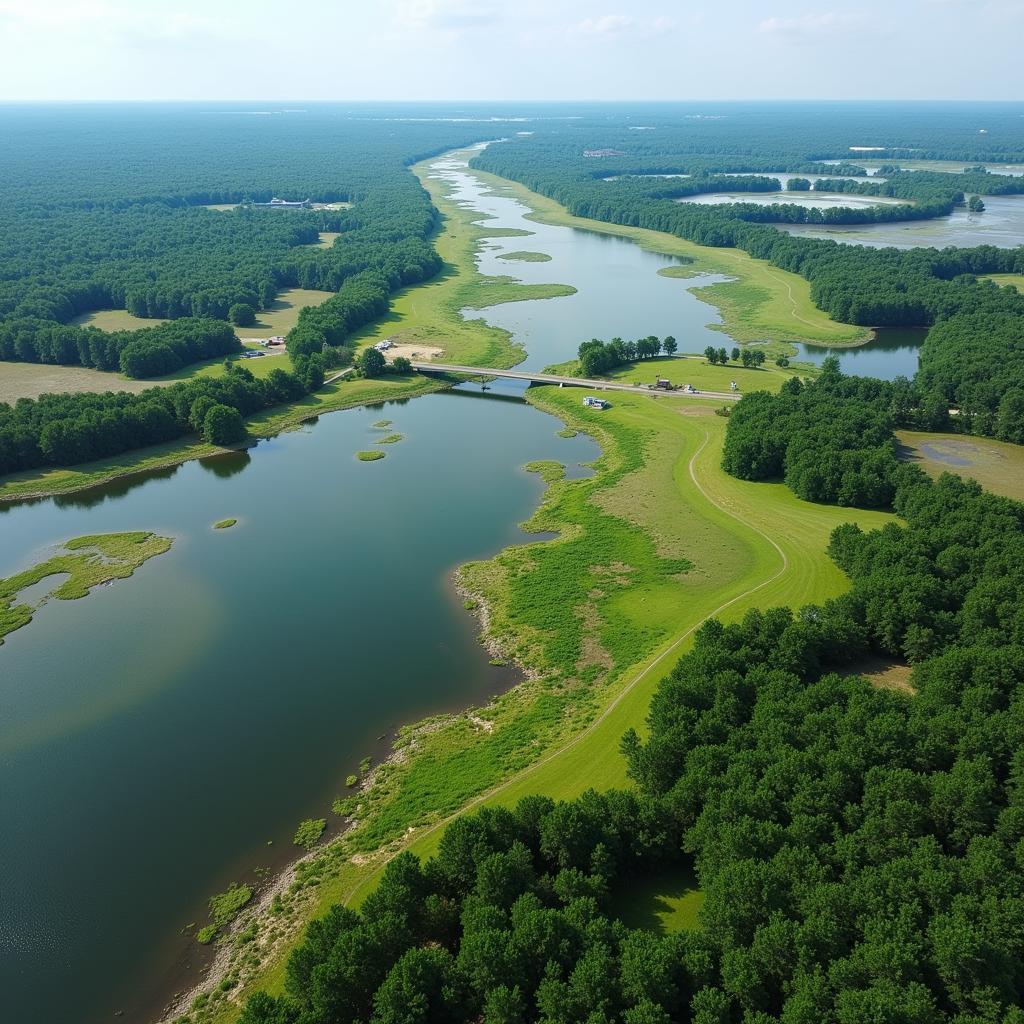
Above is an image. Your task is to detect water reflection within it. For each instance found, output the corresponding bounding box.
[795,328,926,380]
[197,450,252,479]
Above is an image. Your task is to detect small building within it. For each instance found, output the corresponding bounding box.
[266,336,285,347]
[252,197,312,209]
[583,396,610,410]
[655,378,673,391]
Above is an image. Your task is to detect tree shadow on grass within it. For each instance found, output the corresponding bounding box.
[610,861,704,935]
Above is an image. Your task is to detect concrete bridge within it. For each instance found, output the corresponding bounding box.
[409,362,741,402]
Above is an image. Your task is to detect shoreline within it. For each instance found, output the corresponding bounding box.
[157,558,537,1023]
[0,375,448,507]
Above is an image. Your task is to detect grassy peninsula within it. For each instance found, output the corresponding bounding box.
[469,166,870,351]
[1,532,172,644]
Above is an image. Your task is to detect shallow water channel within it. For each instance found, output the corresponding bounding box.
[1,148,920,1024]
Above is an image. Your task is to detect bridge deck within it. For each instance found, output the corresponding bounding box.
[410,362,740,401]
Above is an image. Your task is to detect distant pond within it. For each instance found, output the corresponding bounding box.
[794,327,926,380]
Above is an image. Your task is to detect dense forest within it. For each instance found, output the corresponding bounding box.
[0,106,488,379]
[0,354,324,473]
[236,454,1024,1023]
[472,116,1024,436]
[721,356,1024,508]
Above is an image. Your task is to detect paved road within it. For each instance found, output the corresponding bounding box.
[410,362,741,401]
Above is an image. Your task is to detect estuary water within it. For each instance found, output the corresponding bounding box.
[0,146,923,1024]
[781,193,1024,249]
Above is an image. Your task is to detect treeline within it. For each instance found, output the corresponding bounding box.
[473,131,1024,437]
[237,465,1024,1024]
[0,356,323,475]
[577,336,676,376]
[0,107,490,379]
[721,359,1024,506]
[0,318,240,379]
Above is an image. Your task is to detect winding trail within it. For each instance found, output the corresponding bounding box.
[338,418,789,907]
[762,267,845,336]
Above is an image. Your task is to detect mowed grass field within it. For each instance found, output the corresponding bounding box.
[602,354,805,394]
[470,166,870,350]
[234,287,334,338]
[983,273,1024,292]
[70,309,168,331]
[898,429,1024,501]
[0,361,164,403]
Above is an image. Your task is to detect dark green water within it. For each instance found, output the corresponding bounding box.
[795,328,927,380]
[0,391,597,1023]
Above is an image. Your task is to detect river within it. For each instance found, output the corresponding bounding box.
[0,147,917,1024]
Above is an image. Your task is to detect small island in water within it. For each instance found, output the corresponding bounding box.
[0,532,173,644]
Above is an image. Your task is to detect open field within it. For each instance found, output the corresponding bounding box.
[469,167,870,351]
[70,309,168,331]
[592,354,805,395]
[236,287,334,337]
[984,273,1024,292]
[0,361,165,403]
[609,863,704,935]
[309,231,340,248]
[898,429,1024,501]
[198,386,893,1023]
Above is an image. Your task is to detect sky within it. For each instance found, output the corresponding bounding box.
[0,0,1020,102]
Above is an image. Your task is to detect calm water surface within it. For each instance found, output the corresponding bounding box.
[782,193,1024,248]
[795,328,926,380]
[0,389,595,1021]
[431,152,732,367]
[677,191,906,210]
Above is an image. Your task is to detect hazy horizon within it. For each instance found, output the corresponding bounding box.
[0,1,1021,104]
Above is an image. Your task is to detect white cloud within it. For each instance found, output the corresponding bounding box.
[759,12,868,36]
[576,14,636,35]
[572,12,675,38]
[394,0,499,31]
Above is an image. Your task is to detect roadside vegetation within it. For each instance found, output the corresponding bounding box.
[0,531,172,644]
